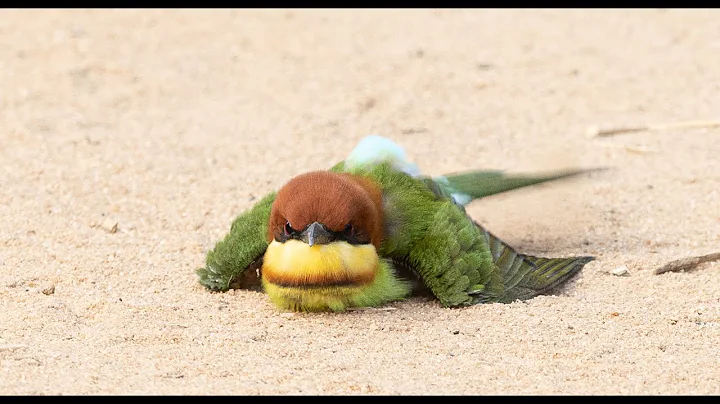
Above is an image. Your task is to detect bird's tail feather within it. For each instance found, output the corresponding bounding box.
[434,168,603,206]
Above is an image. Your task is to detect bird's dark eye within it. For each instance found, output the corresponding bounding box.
[343,223,353,235]
[284,221,296,236]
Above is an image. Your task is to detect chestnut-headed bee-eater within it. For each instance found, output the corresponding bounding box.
[197,135,596,312]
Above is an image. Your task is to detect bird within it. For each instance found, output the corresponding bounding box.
[197,135,597,312]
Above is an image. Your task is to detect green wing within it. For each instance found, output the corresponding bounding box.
[391,192,592,306]
[395,199,502,306]
[374,166,594,306]
[196,192,275,291]
[473,223,592,303]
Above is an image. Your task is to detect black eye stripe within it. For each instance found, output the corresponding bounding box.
[274,221,369,245]
[334,223,367,245]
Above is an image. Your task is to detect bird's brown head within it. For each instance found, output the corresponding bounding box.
[268,171,384,250]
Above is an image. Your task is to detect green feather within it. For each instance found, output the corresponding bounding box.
[473,224,592,303]
[432,168,604,206]
[196,192,275,291]
[348,259,412,309]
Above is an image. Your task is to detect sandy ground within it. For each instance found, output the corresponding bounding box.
[1,9,719,395]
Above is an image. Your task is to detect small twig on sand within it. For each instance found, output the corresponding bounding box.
[347,307,397,312]
[654,252,720,275]
[587,119,720,138]
[0,344,29,351]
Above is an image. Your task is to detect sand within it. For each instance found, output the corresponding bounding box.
[1,9,719,395]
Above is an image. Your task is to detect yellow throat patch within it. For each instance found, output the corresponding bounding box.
[261,239,382,311]
[262,239,379,287]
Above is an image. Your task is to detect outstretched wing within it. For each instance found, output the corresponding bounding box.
[473,223,592,303]
[396,170,595,306]
[196,193,276,291]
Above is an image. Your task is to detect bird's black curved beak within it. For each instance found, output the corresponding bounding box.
[301,221,334,247]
